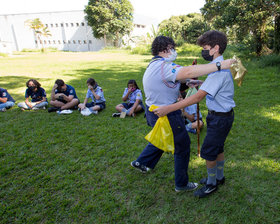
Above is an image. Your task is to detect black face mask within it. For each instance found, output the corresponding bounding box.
[201,50,213,61]
[28,86,36,91]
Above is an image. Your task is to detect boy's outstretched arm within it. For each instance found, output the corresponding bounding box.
[153,90,208,117]
[176,59,235,80]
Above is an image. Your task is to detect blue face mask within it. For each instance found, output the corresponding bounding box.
[166,49,177,62]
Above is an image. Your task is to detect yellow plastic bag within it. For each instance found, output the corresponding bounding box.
[145,105,175,154]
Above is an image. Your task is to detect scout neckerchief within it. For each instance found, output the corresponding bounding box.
[147,56,179,89]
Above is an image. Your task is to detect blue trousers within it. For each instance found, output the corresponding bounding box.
[136,107,191,188]
[0,101,15,109]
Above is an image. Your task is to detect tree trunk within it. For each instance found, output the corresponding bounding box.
[253,29,264,56]
[104,34,107,47]
[274,14,280,54]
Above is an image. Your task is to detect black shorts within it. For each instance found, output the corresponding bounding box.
[200,112,234,161]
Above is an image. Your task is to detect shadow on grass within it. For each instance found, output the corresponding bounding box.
[0,53,279,223]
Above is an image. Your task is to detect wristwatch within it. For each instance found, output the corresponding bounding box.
[216,62,221,71]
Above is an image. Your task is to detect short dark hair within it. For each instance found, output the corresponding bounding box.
[87,78,96,87]
[26,79,41,88]
[151,36,176,56]
[127,79,139,89]
[55,79,65,89]
[197,30,227,54]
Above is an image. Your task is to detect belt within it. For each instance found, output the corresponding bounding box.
[208,109,233,116]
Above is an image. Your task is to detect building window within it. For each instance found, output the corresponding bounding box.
[53,40,56,44]
[137,25,140,28]
[45,24,48,27]
[61,23,64,27]
[51,24,53,27]
[44,40,47,44]
[35,40,38,44]
[68,40,71,44]
[76,23,79,27]
[71,23,74,27]
[73,40,76,44]
[83,40,87,44]
[48,40,51,44]
[63,40,66,44]
[58,40,61,44]
[89,40,92,44]
[78,40,81,44]
[55,24,58,27]
[81,22,85,26]
[141,25,145,28]
[65,23,68,27]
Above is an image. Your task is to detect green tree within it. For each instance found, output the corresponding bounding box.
[158,13,210,45]
[25,18,51,51]
[85,0,134,46]
[201,0,280,55]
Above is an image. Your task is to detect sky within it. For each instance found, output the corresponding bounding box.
[0,0,205,24]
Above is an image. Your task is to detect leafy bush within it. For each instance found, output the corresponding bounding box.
[130,44,151,55]
[0,52,8,57]
[257,54,280,67]
[22,47,59,53]
[223,44,254,59]
[176,43,201,57]
[21,48,41,52]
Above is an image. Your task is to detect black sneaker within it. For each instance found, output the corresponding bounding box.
[112,113,121,117]
[130,161,150,173]
[200,176,225,185]
[175,182,198,192]
[48,107,60,113]
[194,184,218,198]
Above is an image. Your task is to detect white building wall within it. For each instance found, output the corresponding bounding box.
[0,10,152,52]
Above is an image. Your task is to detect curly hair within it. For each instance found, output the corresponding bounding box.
[197,30,227,54]
[151,36,176,56]
[26,79,41,88]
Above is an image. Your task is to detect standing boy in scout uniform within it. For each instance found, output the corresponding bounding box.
[130,35,235,192]
[153,30,235,198]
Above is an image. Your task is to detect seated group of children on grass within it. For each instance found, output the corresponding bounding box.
[0,78,202,133]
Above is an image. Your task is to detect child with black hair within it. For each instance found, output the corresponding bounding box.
[18,79,48,110]
[78,78,106,116]
[112,79,145,118]
[153,31,235,198]
[130,35,235,193]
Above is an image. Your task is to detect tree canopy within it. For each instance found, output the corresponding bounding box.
[85,0,134,46]
[158,13,210,45]
[201,0,280,55]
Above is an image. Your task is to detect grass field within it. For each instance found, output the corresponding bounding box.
[0,50,279,223]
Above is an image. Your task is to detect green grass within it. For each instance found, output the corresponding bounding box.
[0,51,279,223]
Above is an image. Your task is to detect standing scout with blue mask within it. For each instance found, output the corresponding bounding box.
[0,88,15,112]
[112,79,145,118]
[78,78,106,116]
[18,79,48,111]
[130,35,236,192]
[153,31,235,197]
